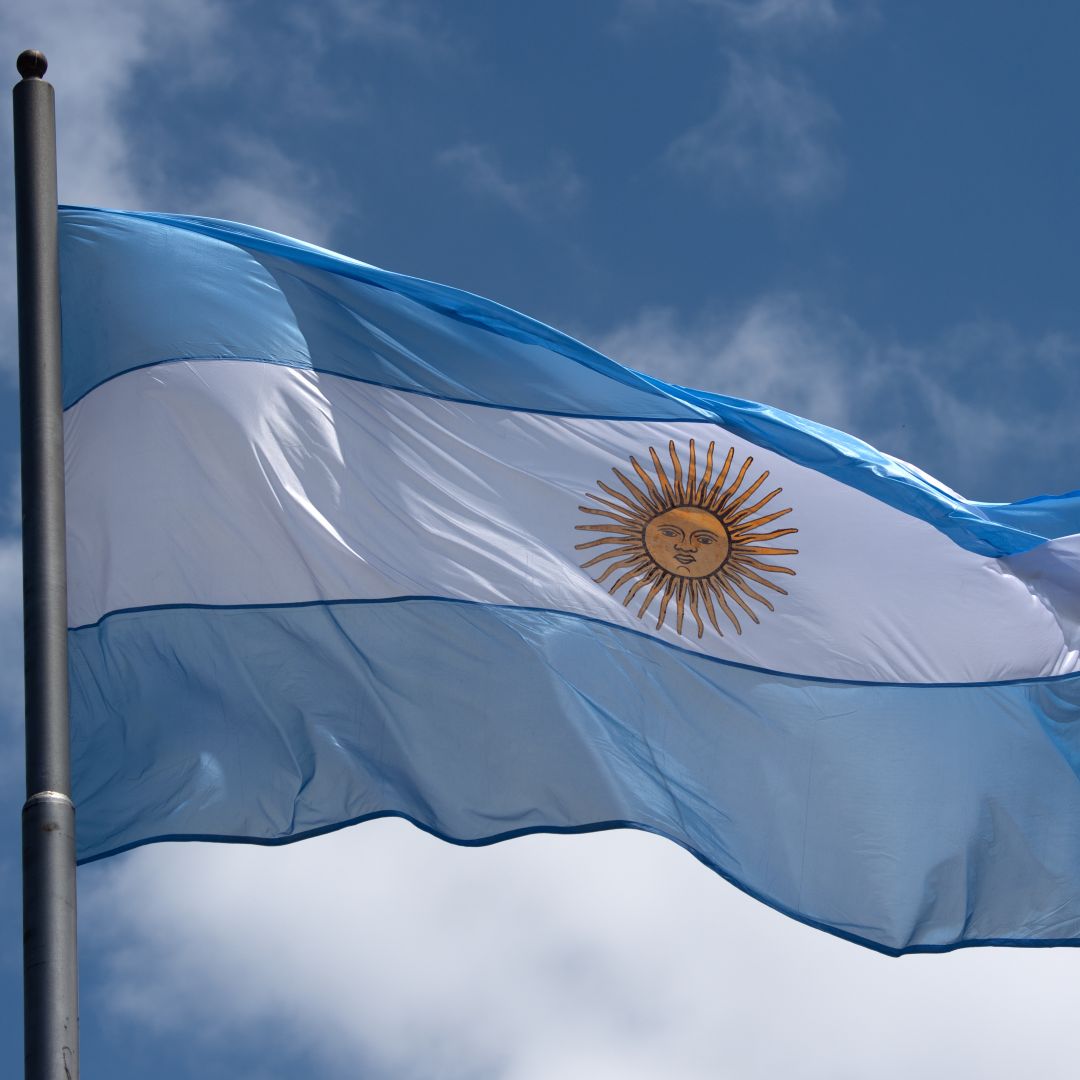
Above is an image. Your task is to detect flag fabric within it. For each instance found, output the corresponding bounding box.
[60,206,1080,955]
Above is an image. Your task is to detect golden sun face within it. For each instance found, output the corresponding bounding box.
[576,439,798,639]
[645,506,730,578]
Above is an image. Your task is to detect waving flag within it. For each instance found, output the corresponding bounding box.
[61,206,1080,955]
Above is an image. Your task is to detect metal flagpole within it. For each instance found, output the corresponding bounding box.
[13,50,79,1080]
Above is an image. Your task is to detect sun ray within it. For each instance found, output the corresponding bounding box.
[703,446,735,505]
[578,442,796,640]
[608,560,654,594]
[636,575,667,619]
[730,556,796,577]
[728,562,789,595]
[579,544,645,569]
[649,446,676,503]
[698,581,724,636]
[669,440,685,503]
[628,457,667,512]
[727,570,775,612]
[695,441,715,504]
[735,527,798,544]
[597,479,652,517]
[655,577,677,630]
[585,491,648,518]
[718,577,759,624]
[575,523,641,535]
[613,467,663,515]
[575,535,640,551]
[710,455,754,512]
[577,505,642,527]
[623,567,661,607]
[707,577,743,635]
[728,490,784,528]
[687,582,705,638]
[593,553,649,585]
[731,506,792,534]
[722,469,769,518]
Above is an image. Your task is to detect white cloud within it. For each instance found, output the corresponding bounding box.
[618,0,874,37]
[82,820,1080,1080]
[667,57,843,204]
[0,0,351,375]
[625,0,870,204]
[0,1,222,376]
[698,0,861,31]
[3,0,223,210]
[596,293,861,421]
[438,142,584,222]
[722,0,845,26]
[168,136,340,245]
[288,0,449,54]
[594,294,1079,501]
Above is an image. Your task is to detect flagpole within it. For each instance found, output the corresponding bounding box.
[13,50,79,1080]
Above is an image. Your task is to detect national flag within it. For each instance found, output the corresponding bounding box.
[61,206,1080,955]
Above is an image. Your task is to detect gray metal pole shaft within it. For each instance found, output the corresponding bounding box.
[13,50,79,1080]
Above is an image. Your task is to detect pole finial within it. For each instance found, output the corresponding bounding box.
[17,50,48,80]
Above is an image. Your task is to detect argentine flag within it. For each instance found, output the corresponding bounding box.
[62,207,1080,955]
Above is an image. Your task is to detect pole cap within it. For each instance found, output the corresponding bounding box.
[17,50,48,80]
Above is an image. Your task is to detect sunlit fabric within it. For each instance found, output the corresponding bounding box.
[61,206,1080,954]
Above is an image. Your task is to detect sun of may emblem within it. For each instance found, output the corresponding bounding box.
[575,439,798,639]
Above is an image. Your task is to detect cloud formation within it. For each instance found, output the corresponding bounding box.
[82,819,1080,1080]
[438,142,584,222]
[173,136,340,245]
[0,0,352,376]
[285,0,454,64]
[626,0,868,205]
[595,293,1080,501]
[667,57,843,204]
[0,2,205,372]
[696,0,870,32]
[619,0,873,38]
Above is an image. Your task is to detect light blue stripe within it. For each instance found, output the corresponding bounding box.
[69,598,1080,955]
[67,596,1080,690]
[59,206,1080,557]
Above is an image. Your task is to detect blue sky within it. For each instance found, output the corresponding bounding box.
[2,1,1080,1076]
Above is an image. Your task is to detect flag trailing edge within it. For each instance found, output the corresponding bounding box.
[61,205,1080,955]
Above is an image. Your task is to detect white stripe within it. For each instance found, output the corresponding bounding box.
[64,361,1079,683]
